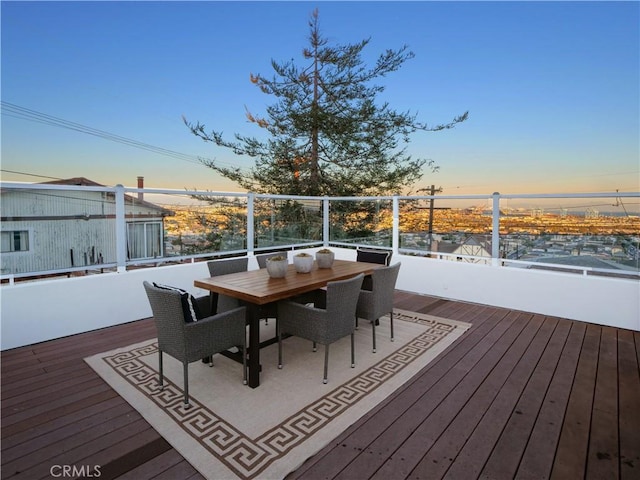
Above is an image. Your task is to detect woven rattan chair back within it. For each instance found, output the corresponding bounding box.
[207,256,248,276]
[356,262,401,353]
[143,281,247,408]
[256,251,288,269]
[207,257,248,313]
[277,273,364,383]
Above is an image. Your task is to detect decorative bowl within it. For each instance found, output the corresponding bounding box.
[293,253,314,273]
[266,256,288,278]
[315,249,335,268]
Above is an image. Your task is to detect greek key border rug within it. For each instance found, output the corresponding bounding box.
[85,310,470,479]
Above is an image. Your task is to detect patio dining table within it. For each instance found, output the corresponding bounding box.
[194,259,381,388]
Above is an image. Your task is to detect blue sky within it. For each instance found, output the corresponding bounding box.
[1,1,639,196]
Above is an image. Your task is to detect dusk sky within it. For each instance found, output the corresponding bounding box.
[1,1,639,196]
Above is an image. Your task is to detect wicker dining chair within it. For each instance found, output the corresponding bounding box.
[356,247,392,290]
[255,251,289,324]
[207,257,249,314]
[356,247,392,266]
[277,273,364,384]
[256,250,288,269]
[143,281,247,409]
[356,262,401,353]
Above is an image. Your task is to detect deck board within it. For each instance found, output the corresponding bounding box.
[516,320,586,479]
[550,323,601,479]
[442,315,557,479]
[368,311,531,480]
[586,326,620,479]
[2,402,134,465]
[289,307,511,479]
[480,317,572,479]
[411,313,549,479]
[1,396,124,454]
[1,291,638,480]
[114,449,200,480]
[618,329,640,479]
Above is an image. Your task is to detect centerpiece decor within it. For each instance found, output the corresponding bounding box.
[266,255,288,278]
[293,252,314,273]
[315,248,335,268]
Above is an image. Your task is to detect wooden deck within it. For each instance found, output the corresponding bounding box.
[2,292,639,479]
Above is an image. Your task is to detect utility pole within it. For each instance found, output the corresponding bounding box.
[428,184,435,254]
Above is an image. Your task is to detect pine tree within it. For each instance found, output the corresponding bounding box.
[184,9,467,197]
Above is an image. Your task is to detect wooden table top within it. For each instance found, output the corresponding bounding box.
[194,259,380,305]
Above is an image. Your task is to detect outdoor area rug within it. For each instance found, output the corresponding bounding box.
[85,309,470,479]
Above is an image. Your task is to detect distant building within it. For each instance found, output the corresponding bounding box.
[1,177,173,275]
[433,235,492,264]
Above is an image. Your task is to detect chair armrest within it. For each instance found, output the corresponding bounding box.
[184,306,246,342]
[181,306,246,362]
[278,300,326,324]
[291,288,325,307]
[357,289,374,303]
[356,289,376,318]
[278,299,333,343]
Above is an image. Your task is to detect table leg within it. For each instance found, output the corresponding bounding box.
[246,303,261,388]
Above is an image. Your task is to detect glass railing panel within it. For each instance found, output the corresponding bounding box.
[398,197,494,262]
[253,197,323,249]
[139,191,248,260]
[329,199,393,248]
[498,196,640,274]
[2,183,638,280]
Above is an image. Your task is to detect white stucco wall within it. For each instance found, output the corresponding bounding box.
[1,249,638,350]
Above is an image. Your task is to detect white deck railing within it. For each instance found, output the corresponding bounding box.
[1,183,639,350]
[1,182,638,279]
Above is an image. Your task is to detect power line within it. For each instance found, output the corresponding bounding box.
[1,101,207,164]
[0,169,63,181]
[0,101,249,173]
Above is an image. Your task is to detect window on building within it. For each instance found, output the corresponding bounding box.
[1,230,30,253]
[127,222,163,259]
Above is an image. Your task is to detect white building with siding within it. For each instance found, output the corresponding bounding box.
[1,178,172,275]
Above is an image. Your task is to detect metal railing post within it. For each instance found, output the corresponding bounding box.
[115,185,127,273]
[247,193,255,254]
[492,192,501,266]
[323,197,330,246]
[392,196,400,255]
